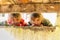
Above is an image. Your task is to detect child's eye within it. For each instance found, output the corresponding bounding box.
[37,19,40,21]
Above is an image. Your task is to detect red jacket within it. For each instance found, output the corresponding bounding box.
[7,19,27,26]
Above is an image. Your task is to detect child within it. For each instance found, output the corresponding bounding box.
[28,13,52,26]
[7,13,27,26]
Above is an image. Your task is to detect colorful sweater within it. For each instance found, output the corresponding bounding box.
[7,19,27,26]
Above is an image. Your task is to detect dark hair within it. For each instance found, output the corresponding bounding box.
[11,13,20,18]
[31,13,40,18]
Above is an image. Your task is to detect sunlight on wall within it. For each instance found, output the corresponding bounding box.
[42,13,57,26]
[21,13,31,24]
[0,13,8,22]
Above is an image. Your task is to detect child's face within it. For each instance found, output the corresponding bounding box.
[31,18,42,25]
[12,17,20,24]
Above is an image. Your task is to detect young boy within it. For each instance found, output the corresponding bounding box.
[28,13,52,26]
[7,13,27,26]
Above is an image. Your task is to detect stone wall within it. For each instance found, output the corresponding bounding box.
[0,4,59,13]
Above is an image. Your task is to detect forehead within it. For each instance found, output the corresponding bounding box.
[32,17,40,19]
[31,17,40,20]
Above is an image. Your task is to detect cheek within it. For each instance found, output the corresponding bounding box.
[36,21,40,24]
[13,19,17,23]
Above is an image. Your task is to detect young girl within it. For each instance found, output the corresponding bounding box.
[7,13,27,26]
[28,13,52,26]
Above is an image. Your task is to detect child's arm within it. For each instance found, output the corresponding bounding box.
[41,19,53,27]
[28,22,32,26]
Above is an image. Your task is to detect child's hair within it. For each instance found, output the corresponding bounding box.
[31,13,43,22]
[11,13,21,18]
[31,13,41,18]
